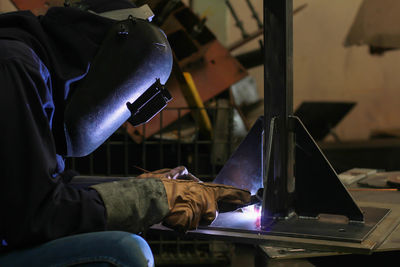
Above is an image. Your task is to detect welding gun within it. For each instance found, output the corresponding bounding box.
[218,188,263,213]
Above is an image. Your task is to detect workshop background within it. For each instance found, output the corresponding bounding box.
[2,0,400,172]
[2,0,400,141]
[187,0,400,142]
[188,0,400,173]
[2,0,400,266]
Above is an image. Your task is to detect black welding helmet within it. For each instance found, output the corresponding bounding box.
[64,10,173,157]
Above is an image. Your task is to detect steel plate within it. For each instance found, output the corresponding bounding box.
[202,206,390,243]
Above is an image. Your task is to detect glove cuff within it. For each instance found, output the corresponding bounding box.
[91,178,169,233]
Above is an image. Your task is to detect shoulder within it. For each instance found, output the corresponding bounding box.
[0,39,42,68]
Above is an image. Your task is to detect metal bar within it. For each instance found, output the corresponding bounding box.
[225,0,249,38]
[245,0,263,29]
[263,0,294,220]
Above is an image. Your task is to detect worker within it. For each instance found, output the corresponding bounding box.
[0,0,251,266]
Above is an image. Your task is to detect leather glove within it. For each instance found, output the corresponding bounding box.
[137,166,200,182]
[160,178,251,232]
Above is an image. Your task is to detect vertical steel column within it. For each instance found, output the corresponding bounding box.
[263,0,295,222]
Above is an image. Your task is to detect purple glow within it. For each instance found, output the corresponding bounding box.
[242,204,262,228]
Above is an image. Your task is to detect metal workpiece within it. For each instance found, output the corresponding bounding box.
[260,0,370,237]
[213,116,264,195]
[262,0,363,223]
[209,115,388,244]
[151,195,399,254]
[195,0,388,246]
[206,206,389,243]
[263,0,294,221]
[291,116,363,221]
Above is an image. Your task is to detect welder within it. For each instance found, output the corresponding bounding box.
[0,0,250,266]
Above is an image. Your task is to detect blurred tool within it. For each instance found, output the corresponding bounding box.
[218,188,263,213]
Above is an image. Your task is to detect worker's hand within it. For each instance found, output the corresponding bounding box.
[137,166,200,182]
[160,179,251,232]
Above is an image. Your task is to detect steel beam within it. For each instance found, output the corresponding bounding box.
[263,0,295,222]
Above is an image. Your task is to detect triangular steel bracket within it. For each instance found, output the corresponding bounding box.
[214,115,364,222]
[213,116,264,195]
[289,115,364,222]
[204,116,392,243]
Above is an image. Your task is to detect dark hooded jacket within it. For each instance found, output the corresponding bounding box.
[0,0,136,251]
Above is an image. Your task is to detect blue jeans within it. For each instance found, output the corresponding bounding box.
[0,231,154,267]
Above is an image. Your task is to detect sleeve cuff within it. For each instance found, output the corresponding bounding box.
[91,178,169,233]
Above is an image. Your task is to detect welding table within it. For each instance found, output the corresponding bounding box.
[149,187,400,266]
[253,188,400,266]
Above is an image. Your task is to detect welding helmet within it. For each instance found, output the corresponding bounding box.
[63,5,173,157]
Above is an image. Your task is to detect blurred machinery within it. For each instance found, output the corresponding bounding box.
[345,0,400,55]
[124,0,248,143]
